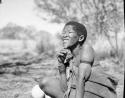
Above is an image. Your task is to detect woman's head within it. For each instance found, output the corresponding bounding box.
[62,21,87,48]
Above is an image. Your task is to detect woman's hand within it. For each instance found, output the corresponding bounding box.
[57,49,73,65]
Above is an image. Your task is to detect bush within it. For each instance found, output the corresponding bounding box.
[35,31,56,56]
[92,35,112,60]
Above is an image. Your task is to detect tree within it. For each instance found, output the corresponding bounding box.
[0,23,22,39]
[103,0,124,60]
[34,0,124,57]
[34,0,123,35]
[34,0,100,36]
[0,23,37,40]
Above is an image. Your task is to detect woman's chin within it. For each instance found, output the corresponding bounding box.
[63,43,72,49]
[63,44,68,48]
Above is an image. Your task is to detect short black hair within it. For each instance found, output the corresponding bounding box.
[65,21,87,44]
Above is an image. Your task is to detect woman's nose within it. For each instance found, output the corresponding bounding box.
[63,33,68,38]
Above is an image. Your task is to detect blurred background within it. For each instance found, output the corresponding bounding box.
[0,0,124,98]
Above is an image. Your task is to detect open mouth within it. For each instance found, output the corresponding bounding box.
[63,38,69,40]
[63,36,69,40]
[63,39,68,44]
[63,39,69,43]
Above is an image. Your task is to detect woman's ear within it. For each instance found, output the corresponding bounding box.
[78,35,84,42]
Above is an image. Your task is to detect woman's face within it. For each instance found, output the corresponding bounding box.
[62,25,79,48]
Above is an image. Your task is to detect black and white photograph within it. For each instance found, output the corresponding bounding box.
[0,0,124,98]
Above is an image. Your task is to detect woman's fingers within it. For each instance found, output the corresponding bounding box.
[57,48,72,64]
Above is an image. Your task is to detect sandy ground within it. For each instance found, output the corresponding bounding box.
[0,59,124,98]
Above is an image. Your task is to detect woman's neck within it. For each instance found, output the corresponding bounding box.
[71,44,82,57]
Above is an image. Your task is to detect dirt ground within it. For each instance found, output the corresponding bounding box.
[0,58,124,98]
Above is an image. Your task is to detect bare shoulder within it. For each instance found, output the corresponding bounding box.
[80,42,94,64]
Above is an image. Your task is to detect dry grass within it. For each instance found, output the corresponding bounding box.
[0,32,124,98]
[0,58,58,98]
[0,56,124,98]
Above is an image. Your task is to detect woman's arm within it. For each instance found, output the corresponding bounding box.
[76,63,91,98]
[76,44,94,98]
[58,63,68,92]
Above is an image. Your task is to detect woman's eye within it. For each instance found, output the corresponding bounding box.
[69,32,72,34]
[69,32,74,34]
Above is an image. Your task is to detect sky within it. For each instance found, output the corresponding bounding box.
[0,0,64,34]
